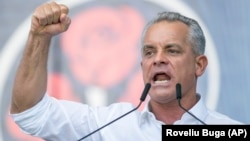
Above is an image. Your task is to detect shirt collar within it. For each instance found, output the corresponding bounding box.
[139,100,158,126]
[139,94,208,125]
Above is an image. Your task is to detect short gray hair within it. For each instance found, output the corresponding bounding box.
[141,11,206,55]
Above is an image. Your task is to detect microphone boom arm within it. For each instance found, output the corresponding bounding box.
[77,83,151,141]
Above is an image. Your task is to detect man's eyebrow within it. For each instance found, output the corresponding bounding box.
[142,45,154,50]
[164,44,185,52]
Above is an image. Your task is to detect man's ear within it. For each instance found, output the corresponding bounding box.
[195,55,208,77]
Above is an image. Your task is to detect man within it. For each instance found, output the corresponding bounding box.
[10,1,242,141]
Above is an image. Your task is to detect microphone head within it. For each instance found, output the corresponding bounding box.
[140,83,151,101]
[176,83,182,100]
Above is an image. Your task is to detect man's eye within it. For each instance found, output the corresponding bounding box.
[145,50,153,56]
[168,49,179,54]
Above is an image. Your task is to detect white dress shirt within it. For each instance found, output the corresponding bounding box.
[11,94,242,141]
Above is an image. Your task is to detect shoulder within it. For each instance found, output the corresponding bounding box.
[205,110,243,124]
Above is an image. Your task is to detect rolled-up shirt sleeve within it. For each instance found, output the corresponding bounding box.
[10,94,98,141]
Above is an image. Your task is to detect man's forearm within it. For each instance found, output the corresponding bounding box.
[10,1,71,114]
[11,33,51,113]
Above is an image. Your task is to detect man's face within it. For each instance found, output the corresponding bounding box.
[141,21,202,104]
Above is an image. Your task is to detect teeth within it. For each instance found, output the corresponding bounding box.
[155,80,169,84]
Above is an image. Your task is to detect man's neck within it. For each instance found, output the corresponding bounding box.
[149,94,198,124]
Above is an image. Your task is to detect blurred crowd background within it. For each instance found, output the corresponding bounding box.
[1,0,250,140]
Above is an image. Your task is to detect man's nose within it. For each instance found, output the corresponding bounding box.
[153,51,168,65]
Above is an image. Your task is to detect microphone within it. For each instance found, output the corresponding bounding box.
[175,83,206,125]
[77,83,151,141]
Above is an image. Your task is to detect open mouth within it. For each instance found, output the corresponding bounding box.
[153,73,171,84]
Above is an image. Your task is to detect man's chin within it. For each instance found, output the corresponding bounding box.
[149,90,175,101]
